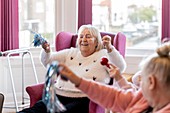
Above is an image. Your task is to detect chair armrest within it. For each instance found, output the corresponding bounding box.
[26,83,44,107]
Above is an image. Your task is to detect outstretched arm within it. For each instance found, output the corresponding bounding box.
[40,43,70,67]
[58,63,135,112]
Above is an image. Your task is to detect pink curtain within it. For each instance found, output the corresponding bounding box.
[78,0,92,29]
[162,0,170,41]
[0,0,19,52]
[0,1,1,47]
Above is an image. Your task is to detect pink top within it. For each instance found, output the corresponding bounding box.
[78,79,170,113]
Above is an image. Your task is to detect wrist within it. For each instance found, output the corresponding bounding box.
[45,50,50,53]
[75,78,82,87]
[106,46,113,53]
[45,47,50,53]
[114,74,123,81]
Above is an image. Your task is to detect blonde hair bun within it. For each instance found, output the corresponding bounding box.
[156,42,170,57]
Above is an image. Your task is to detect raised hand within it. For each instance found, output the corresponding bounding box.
[31,31,50,53]
[100,57,122,84]
[108,63,122,80]
[102,35,112,52]
[100,57,113,85]
[42,42,50,53]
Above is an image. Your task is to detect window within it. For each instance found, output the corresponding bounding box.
[92,0,161,49]
[19,0,55,48]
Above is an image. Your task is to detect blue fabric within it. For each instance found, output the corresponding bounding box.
[33,33,46,47]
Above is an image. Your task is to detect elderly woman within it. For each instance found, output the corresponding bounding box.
[18,24,126,113]
[40,24,126,113]
[59,42,170,113]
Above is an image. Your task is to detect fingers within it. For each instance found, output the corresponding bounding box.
[109,64,120,74]
[58,63,70,80]
[102,36,112,53]
[102,35,111,42]
[42,42,50,53]
[58,63,81,86]
[58,63,72,77]
[102,36,111,43]
[42,42,48,49]
[108,63,117,69]
[107,63,121,79]
[102,35,111,41]
[58,63,67,74]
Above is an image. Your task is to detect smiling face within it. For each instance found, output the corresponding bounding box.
[78,29,98,57]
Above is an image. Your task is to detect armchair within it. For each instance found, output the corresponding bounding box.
[26,31,126,113]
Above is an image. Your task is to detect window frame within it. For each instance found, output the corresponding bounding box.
[90,0,162,56]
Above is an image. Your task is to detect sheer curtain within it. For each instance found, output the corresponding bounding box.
[0,0,19,52]
[162,0,170,41]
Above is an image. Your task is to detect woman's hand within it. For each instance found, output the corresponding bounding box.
[108,63,122,81]
[42,42,50,53]
[102,35,113,53]
[58,63,82,87]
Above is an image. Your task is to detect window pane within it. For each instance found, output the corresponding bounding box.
[92,0,161,49]
[19,0,55,48]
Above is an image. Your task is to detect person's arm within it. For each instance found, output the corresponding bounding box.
[40,42,52,67]
[78,79,134,112]
[108,47,126,73]
[102,35,126,73]
[58,63,134,112]
[102,35,113,53]
[40,43,70,67]
[109,63,136,91]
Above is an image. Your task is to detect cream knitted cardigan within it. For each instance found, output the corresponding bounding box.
[40,47,126,97]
